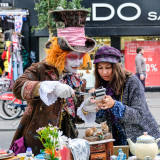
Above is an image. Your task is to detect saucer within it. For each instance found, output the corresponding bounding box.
[0,150,14,159]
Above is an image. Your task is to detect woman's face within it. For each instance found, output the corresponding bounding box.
[65,51,85,73]
[98,62,112,81]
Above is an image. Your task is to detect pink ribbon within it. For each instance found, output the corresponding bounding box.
[57,27,86,46]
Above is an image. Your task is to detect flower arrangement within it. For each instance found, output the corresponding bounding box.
[36,124,68,160]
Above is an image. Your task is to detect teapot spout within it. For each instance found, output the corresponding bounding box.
[156,138,160,143]
[127,138,135,155]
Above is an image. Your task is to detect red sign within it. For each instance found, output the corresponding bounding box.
[125,41,160,86]
[0,92,22,104]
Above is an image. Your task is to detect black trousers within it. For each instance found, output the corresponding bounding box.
[135,73,146,90]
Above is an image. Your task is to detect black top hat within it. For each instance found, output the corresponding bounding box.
[45,9,96,53]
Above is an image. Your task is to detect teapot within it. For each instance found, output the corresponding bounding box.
[127,132,160,160]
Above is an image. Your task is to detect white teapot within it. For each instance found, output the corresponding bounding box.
[127,132,160,160]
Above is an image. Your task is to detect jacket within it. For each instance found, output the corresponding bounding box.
[97,74,160,146]
[10,61,85,155]
[135,53,146,75]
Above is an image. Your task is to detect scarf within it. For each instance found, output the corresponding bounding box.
[59,73,83,117]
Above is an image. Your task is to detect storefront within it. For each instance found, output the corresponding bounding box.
[2,0,160,89]
[0,1,30,82]
[35,0,160,89]
[80,0,160,89]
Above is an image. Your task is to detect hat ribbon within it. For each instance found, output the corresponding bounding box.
[57,27,86,46]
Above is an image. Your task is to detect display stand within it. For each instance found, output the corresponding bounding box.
[89,139,115,160]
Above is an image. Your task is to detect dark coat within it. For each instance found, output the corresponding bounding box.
[10,61,85,155]
[96,74,160,147]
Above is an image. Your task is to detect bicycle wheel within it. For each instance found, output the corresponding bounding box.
[2,100,23,118]
[0,100,22,120]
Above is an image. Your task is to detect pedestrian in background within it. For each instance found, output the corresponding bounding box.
[135,47,146,90]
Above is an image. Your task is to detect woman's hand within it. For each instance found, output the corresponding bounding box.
[95,95,115,110]
[88,88,96,93]
[88,88,96,98]
[82,97,99,113]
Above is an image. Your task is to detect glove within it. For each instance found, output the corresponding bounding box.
[39,81,74,105]
[82,97,98,112]
[54,82,75,99]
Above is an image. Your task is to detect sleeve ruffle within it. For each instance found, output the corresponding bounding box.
[77,101,96,124]
[39,81,59,106]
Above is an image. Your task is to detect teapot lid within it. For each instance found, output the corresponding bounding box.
[137,132,155,143]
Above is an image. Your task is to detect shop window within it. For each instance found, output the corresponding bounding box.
[39,37,48,62]
[122,36,160,87]
[78,37,111,89]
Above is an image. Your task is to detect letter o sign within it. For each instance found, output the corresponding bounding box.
[117,3,141,21]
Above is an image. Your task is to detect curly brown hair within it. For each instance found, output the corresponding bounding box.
[94,63,132,95]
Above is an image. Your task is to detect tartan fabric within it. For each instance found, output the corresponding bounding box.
[121,75,160,147]
[93,46,121,64]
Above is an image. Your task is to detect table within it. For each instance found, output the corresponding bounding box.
[128,156,160,160]
[89,139,115,160]
[5,156,20,160]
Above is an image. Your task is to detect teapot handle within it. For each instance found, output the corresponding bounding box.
[156,138,160,143]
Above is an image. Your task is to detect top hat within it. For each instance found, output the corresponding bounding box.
[45,9,96,53]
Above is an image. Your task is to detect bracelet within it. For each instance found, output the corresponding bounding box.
[81,108,88,115]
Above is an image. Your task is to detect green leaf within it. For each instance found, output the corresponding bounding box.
[32,0,91,45]
[40,149,45,154]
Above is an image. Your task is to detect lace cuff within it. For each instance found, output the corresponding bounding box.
[77,101,96,124]
[39,81,59,106]
[21,81,39,100]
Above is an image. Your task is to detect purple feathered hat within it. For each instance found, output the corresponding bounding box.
[93,46,122,64]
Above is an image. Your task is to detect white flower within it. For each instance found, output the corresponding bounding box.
[49,134,53,142]
[56,130,68,150]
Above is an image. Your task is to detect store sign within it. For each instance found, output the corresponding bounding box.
[82,0,160,26]
[91,3,141,21]
[148,12,160,21]
[125,41,160,87]
[0,3,9,7]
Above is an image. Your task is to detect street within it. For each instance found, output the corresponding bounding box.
[0,92,160,150]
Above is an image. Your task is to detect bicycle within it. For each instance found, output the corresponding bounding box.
[0,92,26,120]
